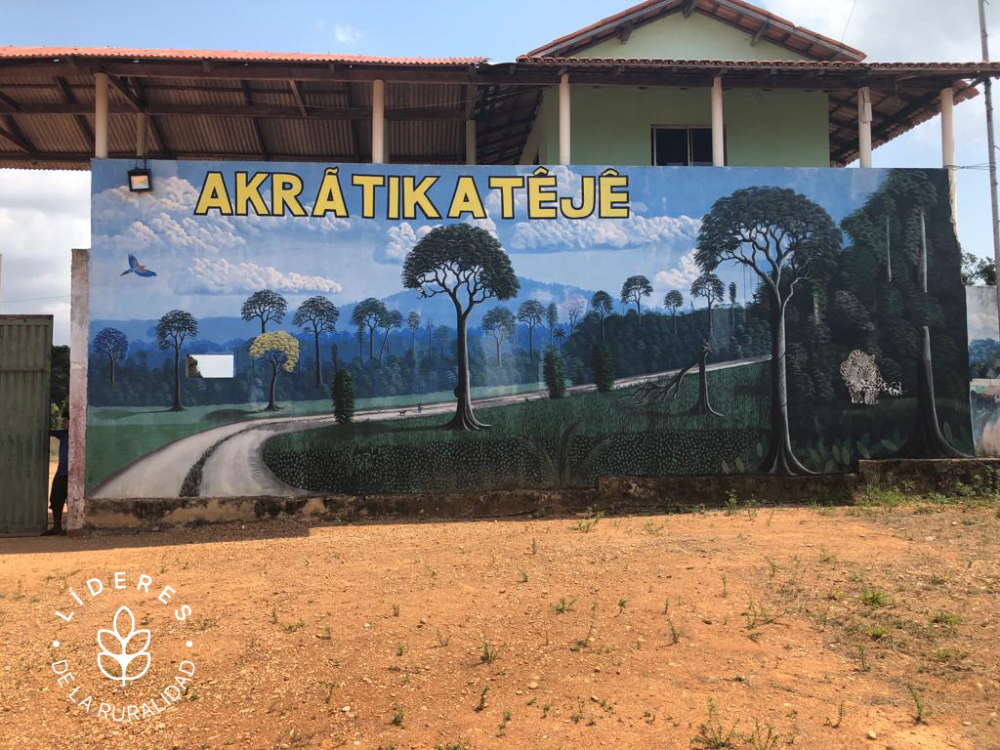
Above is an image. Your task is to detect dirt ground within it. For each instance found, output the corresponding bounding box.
[1,499,999,750]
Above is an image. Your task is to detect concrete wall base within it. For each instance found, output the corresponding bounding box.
[79,459,1000,533]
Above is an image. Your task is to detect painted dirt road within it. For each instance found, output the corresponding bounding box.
[92,357,766,499]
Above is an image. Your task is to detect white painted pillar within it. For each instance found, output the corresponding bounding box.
[465,119,476,165]
[372,79,385,164]
[558,73,571,165]
[940,86,957,221]
[711,77,725,166]
[858,86,873,168]
[67,248,89,535]
[135,112,149,157]
[94,72,109,158]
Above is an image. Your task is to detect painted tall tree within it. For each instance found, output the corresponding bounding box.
[690,272,725,336]
[518,300,545,357]
[664,290,684,333]
[403,223,519,430]
[250,331,300,411]
[728,281,738,328]
[351,297,388,360]
[241,289,287,334]
[696,186,841,475]
[483,306,516,365]
[377,309,403,362]
[564,295,586,332]
[92,327,129,385]
[155,310,198,412]
[620,275,653,322]
[292,296,339,387]
[406,311,421,356]
[546,302,559,346]
[901,208,965,458]
[590,291,613,341]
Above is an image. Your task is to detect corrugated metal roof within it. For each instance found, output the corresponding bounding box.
[522,0,865,62]
[1,49,998,169]
[0,47,486,66]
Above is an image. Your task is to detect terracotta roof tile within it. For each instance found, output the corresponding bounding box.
[0,47,486,66]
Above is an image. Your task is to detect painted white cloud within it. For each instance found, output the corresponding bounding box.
[382,216,500,262]
[181,257,343,295]
[654,250,702,290]
[385,222,433,260]
[510,213,700,252]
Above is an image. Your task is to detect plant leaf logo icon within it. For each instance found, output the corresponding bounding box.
[97,606,152,686]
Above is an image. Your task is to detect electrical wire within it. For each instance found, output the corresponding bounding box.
[841,0,860,43]
[0,293,70,304]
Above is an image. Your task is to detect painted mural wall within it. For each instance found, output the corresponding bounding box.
[966,285,1000,456]
[87,161,971,499]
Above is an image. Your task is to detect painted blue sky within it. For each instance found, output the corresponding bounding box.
[91,159,886,327]
[2,0,996,344]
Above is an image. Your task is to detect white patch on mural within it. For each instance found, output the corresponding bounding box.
[182,257,343,295]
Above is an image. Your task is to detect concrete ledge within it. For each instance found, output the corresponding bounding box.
[81,459,1000,532]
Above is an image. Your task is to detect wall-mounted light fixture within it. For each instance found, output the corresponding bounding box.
[127,166,152,193]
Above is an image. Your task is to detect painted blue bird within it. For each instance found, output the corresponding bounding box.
[120,253,157,278]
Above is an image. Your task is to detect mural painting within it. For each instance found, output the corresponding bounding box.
[87,161,971,499]
[967,285,1000,456]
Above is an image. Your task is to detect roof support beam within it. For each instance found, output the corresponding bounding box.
[94,72,108,158]
[242,81,268,159]
[0,91,20,111]
[0,114,34,153]
[340,83,365,161]
[751,22,769,46]
[559,73,570,165]
[711,77,725,166]
[54,76,94,149]
[858,86,873,167]
[682,0,699,18]
[372,78,385,164]
[288,80,308,118]
[104,73,144,112]
[130,78,171,158]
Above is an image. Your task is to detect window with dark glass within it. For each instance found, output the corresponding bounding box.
[651,127,717,166]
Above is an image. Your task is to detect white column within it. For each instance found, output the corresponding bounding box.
[940,86,957,222]
[94,72,109,158]
[372,79,385,165]
[858,86,873,168]
[465,119,476,165]
[559,73,571,165]
[711,77,725,166]
[67,248,89,535]
[135,112,149,157]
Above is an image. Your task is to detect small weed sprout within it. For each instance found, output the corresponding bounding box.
[906,682,931,724]
[553,596,577,614]
[391,705,404,727]
[481,640,500,665]
[861,588,889,609]
[474,687,489,713]
[691,698,739,749]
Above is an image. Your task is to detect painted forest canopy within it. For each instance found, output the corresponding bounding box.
[86,160,972,497]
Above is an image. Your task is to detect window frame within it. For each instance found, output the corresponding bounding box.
[650,125,724,167]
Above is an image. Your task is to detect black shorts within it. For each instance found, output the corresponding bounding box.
[49,473,67,511]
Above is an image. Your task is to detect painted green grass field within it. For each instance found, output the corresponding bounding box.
[85,382,549,488]
[264,363,773,495]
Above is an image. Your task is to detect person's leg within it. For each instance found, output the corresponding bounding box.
[45,474,67,535]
